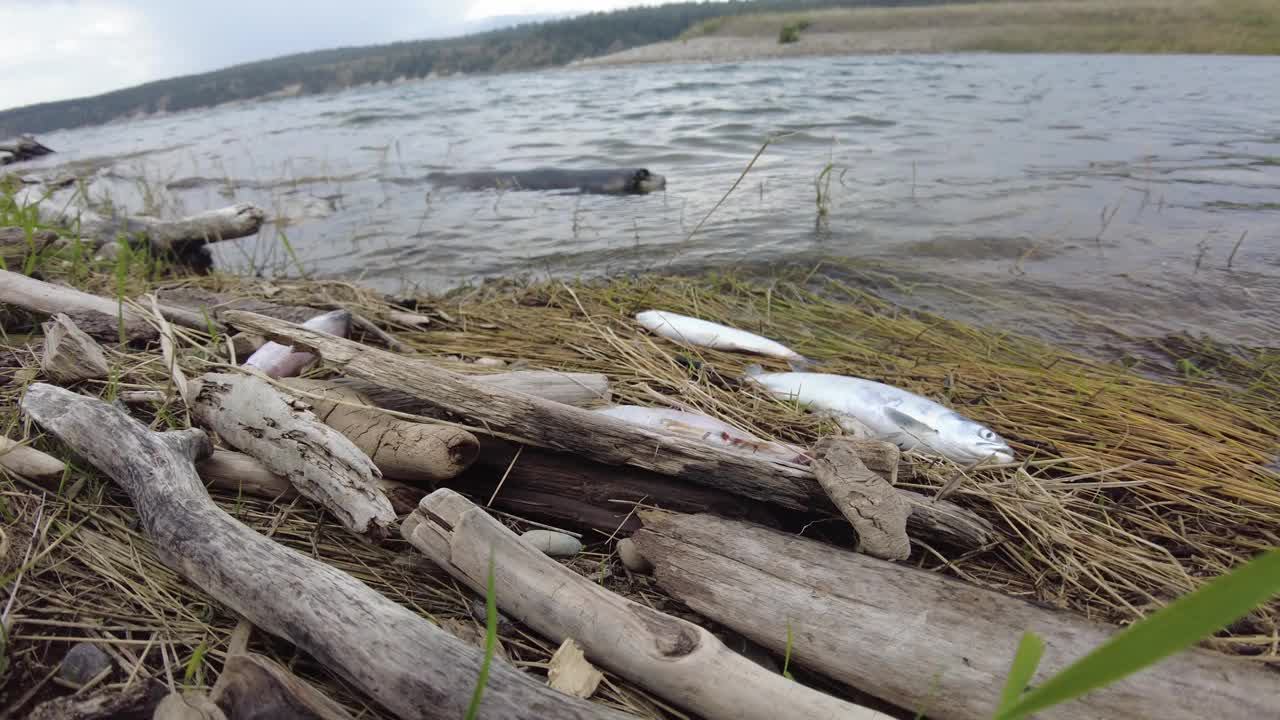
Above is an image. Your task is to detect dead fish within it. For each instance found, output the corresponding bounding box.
[744,365,1014,465]
[242,309,352,379]
[597,404,810,465]
[636,310,812,367]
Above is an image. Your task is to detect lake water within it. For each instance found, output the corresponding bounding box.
[17,53,1280,356]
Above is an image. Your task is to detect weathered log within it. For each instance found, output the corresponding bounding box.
[41,313,110,382]
[282,378,479,483]
[222,311,994,549]
[0,268,224,341]
[631,512,1280,720]
[0,434,66,484]
[210,649,355,720]
[19,383,633,720]
[335,370,612,411]
[0,226,62,265]
[451,438,782,535]
[41,202,264,256]
[188,372,395,540]
[403,488,892,720]
[197,449,425,515]
[812,438,910,560]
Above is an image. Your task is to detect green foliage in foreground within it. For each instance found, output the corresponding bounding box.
[993,548,1280,719]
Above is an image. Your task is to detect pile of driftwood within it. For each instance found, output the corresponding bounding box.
[1,203,1276,718]
[0,135,54,166]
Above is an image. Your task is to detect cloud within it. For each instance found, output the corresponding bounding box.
[0,0,694,112]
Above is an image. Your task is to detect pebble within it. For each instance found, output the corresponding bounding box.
[616,538,652,573]
[472,357,507,368]
[520,529,582,557]
[59,642,112,685]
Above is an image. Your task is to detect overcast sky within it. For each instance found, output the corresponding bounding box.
[0,0,670,111]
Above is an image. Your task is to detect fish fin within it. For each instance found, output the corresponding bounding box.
[743,363,766,379]
[884,407,940,438]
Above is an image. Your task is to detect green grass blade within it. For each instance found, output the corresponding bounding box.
[464,548,497,720]
[781,621,794,680]
[995,632,1044,715]
[996,548,1280,720]
[183,638,208,685]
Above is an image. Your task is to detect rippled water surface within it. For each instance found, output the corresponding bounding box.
[22,54,1280,352]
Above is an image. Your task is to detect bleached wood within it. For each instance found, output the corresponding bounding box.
[0,435,66,484]
[38,202,264,254]
[631,512,1280,720]
[223,311,994,549]
[336,369,612,412]
[188,372,395,540]
[196,449,424,515]
[39,313,109,383]
[403,488,893,720]
[812,438,911,560]
[547,639,604,699]
[281,378,480,483]
[18,383,630,720]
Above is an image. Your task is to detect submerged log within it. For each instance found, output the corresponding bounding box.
[189,372,395,540]
[222,310,995,549]
[404,488,892,720]
[18,383,631,720]
[630,512,1280,720]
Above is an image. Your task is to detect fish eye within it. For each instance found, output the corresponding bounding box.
[980,429,995,441]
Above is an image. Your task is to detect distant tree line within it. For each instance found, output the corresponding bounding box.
[0,0,960,136]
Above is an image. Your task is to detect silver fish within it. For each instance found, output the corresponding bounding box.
[597,404,810,464]
[636,310,809,365]
[744,365,1014,465]
[242,309,352,379]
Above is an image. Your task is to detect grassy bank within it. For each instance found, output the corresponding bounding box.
[2,183,1278,716]
[678,0,1280,55]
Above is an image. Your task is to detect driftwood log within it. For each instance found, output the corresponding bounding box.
[41,313,110,382]
[280,378,480,483]
[403,488,893,720]
[222,311,995,550]
[811,438,911,560]
[337,370,612,411]
[28,678,168,720]
[188,372,395,540]
[630,512,1280,720]
[33,199,264,257]
[196,449,425,515]
[0,226,61,265]
[0,268,225,341]
[18,383,633,720]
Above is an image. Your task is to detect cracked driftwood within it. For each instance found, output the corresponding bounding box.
[41,313,110,383]
[188,372,395,540]
[18,383,632,720]
[196,449,425,515]
[281,378,480,483]
[811,437,911,560]
[403,488,893,720]
[222,311,994,549]
[630,511,1280,720]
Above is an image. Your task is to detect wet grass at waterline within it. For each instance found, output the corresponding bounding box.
[1,229,1278,714]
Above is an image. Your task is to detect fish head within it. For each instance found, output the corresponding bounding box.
[945,416,1015,465]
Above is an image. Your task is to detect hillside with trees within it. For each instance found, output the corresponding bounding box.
[0,0,956,137]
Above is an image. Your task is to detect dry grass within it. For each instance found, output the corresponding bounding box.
[1,233,1278,715]
[681,0,1280,55]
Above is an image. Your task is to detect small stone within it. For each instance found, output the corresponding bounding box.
[228,332,266,360]
[520,529,582,557]
[472,357,507,368]
[616,538,652,573]
[59,642,112,685]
